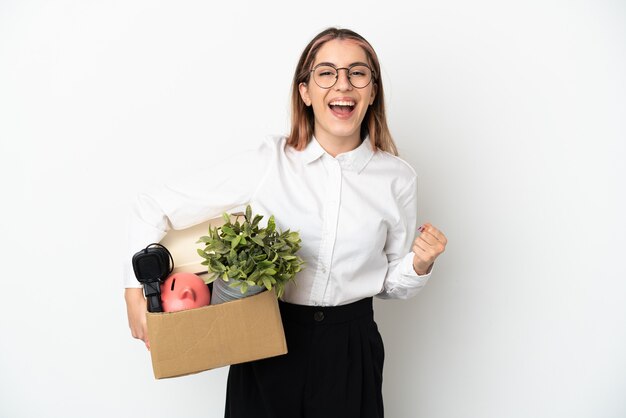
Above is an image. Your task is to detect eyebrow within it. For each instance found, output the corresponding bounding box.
[315,61,370,68]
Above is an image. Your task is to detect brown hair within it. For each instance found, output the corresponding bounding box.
[287,27,398,156]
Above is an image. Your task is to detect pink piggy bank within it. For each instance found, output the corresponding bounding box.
[160,272,211,312]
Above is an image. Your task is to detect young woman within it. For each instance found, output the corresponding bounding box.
[124,27,447,417]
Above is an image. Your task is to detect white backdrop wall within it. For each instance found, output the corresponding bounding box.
[1,1,624,417]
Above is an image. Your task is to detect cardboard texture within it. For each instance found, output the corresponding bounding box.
[146,215,288,379]
[147,290,287,379]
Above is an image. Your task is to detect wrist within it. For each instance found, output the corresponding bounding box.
[413,262,433,276]
[124,287,145,302]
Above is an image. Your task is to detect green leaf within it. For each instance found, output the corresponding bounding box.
[243,260,255,274]
[258,260,273,269]
[252,214,263,228]
[222,225,236,236]
[222,212,231,224]
[251,236,265,246]
[276,283,284,299]
[210,259,223,270]
[262,277,272,290]
[267,215,275,233]
[231,235,242,249]
[286,232,301,243]
[246,205,252,222]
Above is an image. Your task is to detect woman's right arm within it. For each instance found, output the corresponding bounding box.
[122,136,278,344]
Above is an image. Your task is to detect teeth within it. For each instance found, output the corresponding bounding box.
[329,100,355,106]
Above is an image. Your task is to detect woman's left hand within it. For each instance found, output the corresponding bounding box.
[412,223,447,275]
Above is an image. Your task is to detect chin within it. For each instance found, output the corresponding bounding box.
[315,115,365,142]
[327,122,362,139]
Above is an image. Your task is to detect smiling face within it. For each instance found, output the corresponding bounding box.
[298,39,377,150]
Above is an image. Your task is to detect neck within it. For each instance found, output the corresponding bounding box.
[314,133,361,158]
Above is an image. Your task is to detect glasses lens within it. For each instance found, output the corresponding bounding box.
[313,66,338,89]
[348,65,372,88]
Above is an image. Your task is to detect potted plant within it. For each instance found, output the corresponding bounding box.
[197,205,305,304]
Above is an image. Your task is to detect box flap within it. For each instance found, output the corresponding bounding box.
[159,217,223,275]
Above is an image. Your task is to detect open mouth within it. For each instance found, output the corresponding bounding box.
[328,99,356,116]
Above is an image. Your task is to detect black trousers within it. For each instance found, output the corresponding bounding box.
[225,297,385,418]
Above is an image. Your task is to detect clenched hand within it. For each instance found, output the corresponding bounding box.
[412,223,447,275]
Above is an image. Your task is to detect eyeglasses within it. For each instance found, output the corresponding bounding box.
[310,63,375,89]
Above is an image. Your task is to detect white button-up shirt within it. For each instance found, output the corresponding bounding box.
[124,135,431,306]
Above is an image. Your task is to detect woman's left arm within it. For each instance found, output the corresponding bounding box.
[378,176,447,300]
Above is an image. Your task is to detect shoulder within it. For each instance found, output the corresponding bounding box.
[233,135,287,162]
[371,148,418,189]
[252,134,289,157]
[261,134,288,149]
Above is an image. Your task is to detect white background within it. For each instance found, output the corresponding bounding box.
[1,1,625,417]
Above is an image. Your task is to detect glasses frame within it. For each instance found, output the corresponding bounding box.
[309,63,376,89]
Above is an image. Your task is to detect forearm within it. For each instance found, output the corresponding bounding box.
[377,252,432,300]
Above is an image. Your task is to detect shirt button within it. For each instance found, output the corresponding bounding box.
[314,311,325,322]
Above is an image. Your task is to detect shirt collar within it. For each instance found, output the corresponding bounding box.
[301,136,375,174]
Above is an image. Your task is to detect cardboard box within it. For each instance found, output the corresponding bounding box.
[146,215,288,379]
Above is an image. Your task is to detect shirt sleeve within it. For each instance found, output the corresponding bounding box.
[377,176,432,299]
[122,137,276,288]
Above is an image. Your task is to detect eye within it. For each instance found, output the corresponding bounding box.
[315,66,337,78]
[350,66,369,78]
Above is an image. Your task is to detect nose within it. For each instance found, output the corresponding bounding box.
[181,288,197,301]
[334,68,352,91]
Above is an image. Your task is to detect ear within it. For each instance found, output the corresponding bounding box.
[369,82,378,105]
[299,82,312,107]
